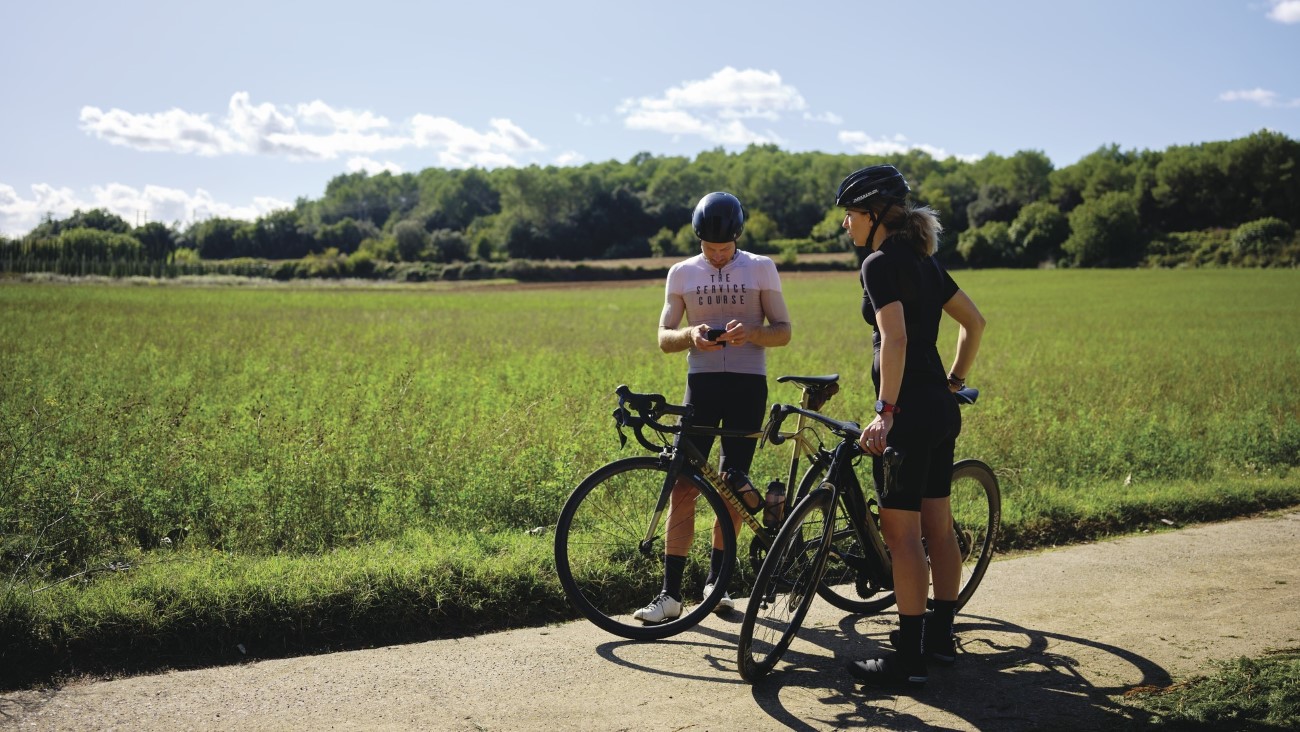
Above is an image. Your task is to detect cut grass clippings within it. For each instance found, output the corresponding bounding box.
[1122,648,1300,730]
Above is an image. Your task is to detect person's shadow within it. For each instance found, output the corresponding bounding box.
[598,613,1173,731]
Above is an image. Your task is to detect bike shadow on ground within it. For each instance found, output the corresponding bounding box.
[597,612,1172,731]
[593,620,754,686]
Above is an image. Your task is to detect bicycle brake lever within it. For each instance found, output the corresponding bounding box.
[880,446,905,499]
[612,407,629,448]
[764,404,789,446]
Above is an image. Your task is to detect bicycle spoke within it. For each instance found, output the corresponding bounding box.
[555,457,736,640]
[737,489,832,681]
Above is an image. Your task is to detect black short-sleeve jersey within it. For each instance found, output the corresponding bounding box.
[860,234,960,394]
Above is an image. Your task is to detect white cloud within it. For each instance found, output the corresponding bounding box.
[553,150,586,166]
[654,67,806,118]
[804,110,844,125]
[574,112,614,127]
[79,92,546,166]
[296,101,390,132]
[1219,88,1300,108]
[623,108,714,137]
[712,120,782,147]
[346,157,404,175]
[410,115,545,168]
[79,105,236,156]
[617,67,818,145]
[1267,0,1300,23]
[1,183,83,236]
[0,181,290,237]
[838,131,977,162]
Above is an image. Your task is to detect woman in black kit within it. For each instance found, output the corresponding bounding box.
[836,165,986,688]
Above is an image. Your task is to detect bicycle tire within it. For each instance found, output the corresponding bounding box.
[736,487,834,681]
[554,456,736,640]
[788,457,897,615]
[948,459,1000,610]
[801,455,1002,615]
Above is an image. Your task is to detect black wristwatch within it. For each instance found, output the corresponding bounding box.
[874,400,901,416]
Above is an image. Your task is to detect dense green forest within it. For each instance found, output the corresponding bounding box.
[3,130,1298,280]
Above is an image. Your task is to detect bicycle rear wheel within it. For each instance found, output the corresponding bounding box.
[948,459,1000,610]
[737,487,833,681]
[554,456,735,640]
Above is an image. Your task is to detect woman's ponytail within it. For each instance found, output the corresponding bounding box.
[896,204,943,257]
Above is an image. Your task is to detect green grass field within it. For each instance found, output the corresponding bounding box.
[2,269,1298,685]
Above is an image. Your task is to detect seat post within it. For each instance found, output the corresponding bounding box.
[785,388,813,488]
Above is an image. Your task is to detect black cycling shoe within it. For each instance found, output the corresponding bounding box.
[889,627,957,666]
[847,653,927,689]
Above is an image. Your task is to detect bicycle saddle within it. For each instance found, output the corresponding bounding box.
[776,374,840,389]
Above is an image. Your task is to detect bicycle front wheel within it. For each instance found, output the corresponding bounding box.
[790,458,897,615]
[737,487,834,681]
[948,459,1000,610]
[554,456,736,640]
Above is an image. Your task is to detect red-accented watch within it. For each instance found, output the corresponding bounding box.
[874,400,901,415]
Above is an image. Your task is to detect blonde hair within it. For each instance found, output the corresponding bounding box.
[871,201,944,256]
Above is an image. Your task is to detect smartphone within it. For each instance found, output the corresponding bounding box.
[706,328,727,346]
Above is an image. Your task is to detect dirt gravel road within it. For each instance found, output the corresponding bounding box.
[2,511,1297,732]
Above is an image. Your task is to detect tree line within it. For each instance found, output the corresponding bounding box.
[3,129,1297,279]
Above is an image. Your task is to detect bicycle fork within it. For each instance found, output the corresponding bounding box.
[638,451,680,557]
[637,443,764,558]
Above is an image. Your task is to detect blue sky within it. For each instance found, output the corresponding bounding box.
[2,0,1297,237]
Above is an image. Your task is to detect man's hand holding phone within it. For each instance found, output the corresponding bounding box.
[699,321,747,349]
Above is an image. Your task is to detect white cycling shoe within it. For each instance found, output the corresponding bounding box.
[632,593,682,623]
[703,582,735,613]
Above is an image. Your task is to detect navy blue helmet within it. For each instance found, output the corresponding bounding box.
[692,192,745,243]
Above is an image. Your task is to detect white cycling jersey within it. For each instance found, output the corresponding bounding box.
[661,250,783,376]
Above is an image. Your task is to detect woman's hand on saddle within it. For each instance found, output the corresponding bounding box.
[859,413,893,455]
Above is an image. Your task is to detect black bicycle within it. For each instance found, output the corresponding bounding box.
[736,389,1000,681]
[553,375,845,640]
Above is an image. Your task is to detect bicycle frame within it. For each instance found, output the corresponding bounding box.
[763,401,895,592]
[638,416,822,557]
[619,383,831,560]
[813,440,894,590]
[736,385,996,679]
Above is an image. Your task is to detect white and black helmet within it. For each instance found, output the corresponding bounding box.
[692,191,745,243]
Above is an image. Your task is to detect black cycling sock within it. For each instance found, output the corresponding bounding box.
[663,554,686,602]
[930,599,957,637]
[705,548,726,586]
[898,613,925,661]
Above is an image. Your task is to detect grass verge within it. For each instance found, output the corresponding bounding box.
[2,481,1296,691]
[1121,648,1300,730]
[1,529,565,689]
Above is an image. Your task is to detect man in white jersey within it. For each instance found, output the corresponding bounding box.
[633,191,793,623]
